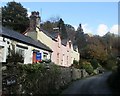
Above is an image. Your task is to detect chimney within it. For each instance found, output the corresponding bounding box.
[78,24,83,32]
[29,11,41,31]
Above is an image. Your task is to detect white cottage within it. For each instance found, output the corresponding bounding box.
[0,27,52,64]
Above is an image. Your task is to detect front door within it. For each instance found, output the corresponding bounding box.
[32,52,36,64]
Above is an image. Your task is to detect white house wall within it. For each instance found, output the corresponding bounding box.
[71,50,79,64]
[0,37,11,63]
[0,41,6,62]
[16,42,51,64]
[0,35,52,64]
[31,47,51,62]
[16,42,33,64]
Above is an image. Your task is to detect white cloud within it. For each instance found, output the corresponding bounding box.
[73,24,93,33]
[82,24,93,34]
[25,7,31,17]
[73,24,93,35]
[110,24,118,34]
[27,8,30,11]
[74,24,119,36]
[73,25,78,31]
[27,11,31,17]
[97,24,108,36]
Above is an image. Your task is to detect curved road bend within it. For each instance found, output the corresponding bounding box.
[61,72,112,95]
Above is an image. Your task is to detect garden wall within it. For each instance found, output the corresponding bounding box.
[2,63,89,95]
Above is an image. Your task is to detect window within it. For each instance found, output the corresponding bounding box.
[58,38,61,48]
[67,56,68,65]
[19,49,24,56]
[57,53,59,64]
[58,38,59,47]
[18,49,24,57]
[69,42,71,49]
[43,54,47,60]
[62,54,65,65]
[43,52,48,60]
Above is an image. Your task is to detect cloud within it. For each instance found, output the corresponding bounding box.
[74,24,119,37]
[25,7,31,17]
[97,24,108,36]
[73,25,78,31]
[27,11,31,17]
[27,8,30,11]
[110,24,118,34]
[71,24,119,37]
[82,24,93,34]
[73,24,93,36]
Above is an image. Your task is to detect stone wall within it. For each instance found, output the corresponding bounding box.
[55,66,89,89]
[2,63,89,95]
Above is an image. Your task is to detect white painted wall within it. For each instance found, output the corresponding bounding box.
[24,46,33,64]
[0,37,10,63]
[16,42,33,64]
[0,36,51,64]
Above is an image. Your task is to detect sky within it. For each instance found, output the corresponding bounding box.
[1,1,118,36]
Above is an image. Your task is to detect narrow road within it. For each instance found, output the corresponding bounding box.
[61,72,112,95]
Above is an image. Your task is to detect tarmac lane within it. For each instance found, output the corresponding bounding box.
[61,72,113,95]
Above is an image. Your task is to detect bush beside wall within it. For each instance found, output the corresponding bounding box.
[3,63,89,95]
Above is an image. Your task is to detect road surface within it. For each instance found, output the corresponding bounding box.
[61,72,112,95]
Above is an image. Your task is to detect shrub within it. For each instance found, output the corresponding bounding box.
[6,49,24,64]
[72,60,79,69]
[17,63,61,95]
[2,48,24,94]
[73,60,79,65]
[81,61,94,75]
[103,56,117,70]
[90,59,100,69]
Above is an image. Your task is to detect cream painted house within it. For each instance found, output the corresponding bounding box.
[25,11,79,67]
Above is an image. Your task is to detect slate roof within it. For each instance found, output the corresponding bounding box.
[0,27,52,52]
[61,39,68,46]
[40,28,69,46]
[24,27,68,45]
[40,28,58,40]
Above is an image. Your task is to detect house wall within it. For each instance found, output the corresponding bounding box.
[71,50,79,64]
[25,28,52,63]
[61,45,67,66]
[25,25,80,66]
[37,29,52,48]
[51,40,58,64]
[31,46,51,63]
[56,35,62,66]
[16,42,33,64]
[0,37,7,63]
[25,11,80,66]
[0,35,51,64]
[66,41,72,67]
[3,38,33,64]
[36,28,60,64]
[25,46,33,64]
[36,29,79,67]
[70,44,79,64]
[27,30,37,41]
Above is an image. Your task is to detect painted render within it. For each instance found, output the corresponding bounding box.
[0,27,52,64]
[26,27,79,67]
[0,36,52,64]
[0,11,79,67]
[25,11,79,67]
